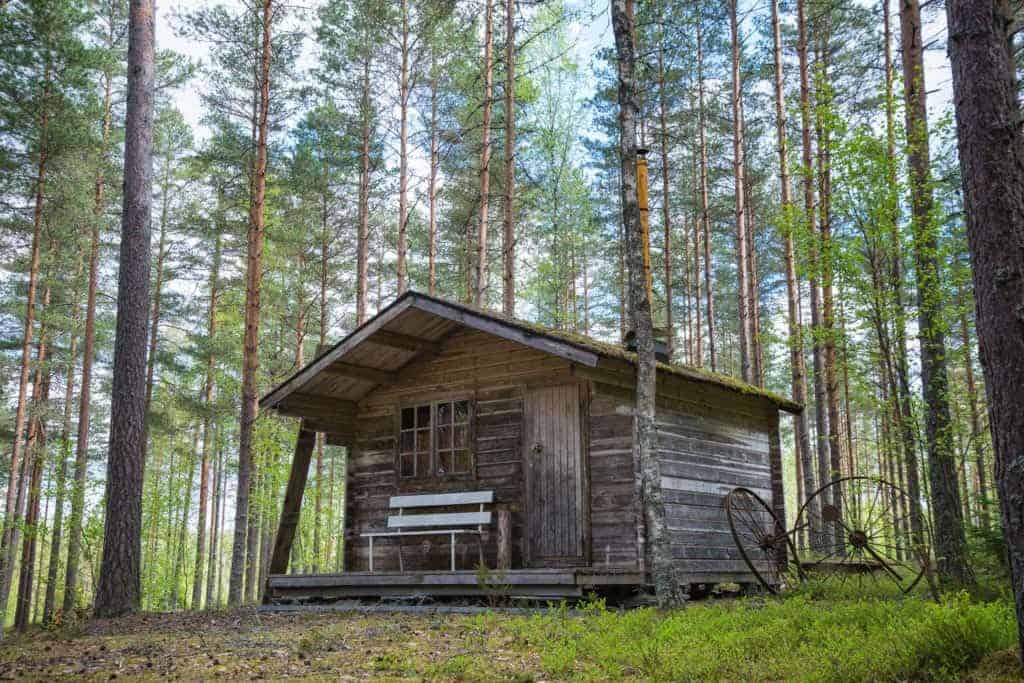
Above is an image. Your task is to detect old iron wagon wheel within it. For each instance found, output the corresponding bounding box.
[724,487,802,595]
[794,476,926,594]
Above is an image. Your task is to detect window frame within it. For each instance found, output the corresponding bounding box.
[396,396,475,481]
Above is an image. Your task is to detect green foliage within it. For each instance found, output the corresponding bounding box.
[494,592,1016,682]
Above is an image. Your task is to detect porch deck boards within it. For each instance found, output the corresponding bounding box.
[265,569,646,601]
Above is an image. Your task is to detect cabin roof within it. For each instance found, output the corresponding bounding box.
[260,291,802,419]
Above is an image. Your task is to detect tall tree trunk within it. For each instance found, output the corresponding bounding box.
[656,46,672,359]
[696,14,716,371]
[502,0,516,316]
[357,53,371,324]
[475,0,494,307]
[428,66,439,296]
[797,0,831,550]
[691,157,702,366]
[191,226,221,610]
[43,277,80,624]
[229,0,272,606]
[0,68,51,626]
[882,0,926,550]
[170,432,197,608]
[814,43,844,550]
[772,0,817,544]
[611,0,678,606]
[65,65,114,616]
[899,0,972,585]
[205,442,221,608]
[958,287,990,530]
[15,282,52,630]
[728,0,752,384]
[945,0,1024,652]
[94,0,156,618]
[396,0,410,294]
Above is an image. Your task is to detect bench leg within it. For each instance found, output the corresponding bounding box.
[451,532,456,571]
[369,536,374,572]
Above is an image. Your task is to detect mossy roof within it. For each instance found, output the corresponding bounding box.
[420,293,802,414]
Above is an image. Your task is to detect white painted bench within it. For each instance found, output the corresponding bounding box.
[361,491,494,572]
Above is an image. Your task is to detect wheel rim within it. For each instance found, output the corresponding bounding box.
[724,487,800,594]
[793,476,926,593]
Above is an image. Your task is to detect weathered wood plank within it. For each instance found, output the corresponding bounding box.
[390,491,494,508]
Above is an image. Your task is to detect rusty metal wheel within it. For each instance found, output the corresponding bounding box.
[724,487,802,594]
[794,476,926,594]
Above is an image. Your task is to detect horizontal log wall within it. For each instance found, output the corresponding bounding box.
[588,391,641,569]
[656,403,780,582]
[582,363,781,584]
[345,328,577,572]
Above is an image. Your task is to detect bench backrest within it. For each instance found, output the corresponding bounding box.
[387,490,494,530]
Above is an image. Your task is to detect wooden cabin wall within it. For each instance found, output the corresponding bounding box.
[655,404,781,583]
[581,358,786,585]
[588,391,642,569]
[344,327,578,572]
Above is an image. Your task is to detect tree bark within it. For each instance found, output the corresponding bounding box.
[475,0,494,307]
[814,42,844,550]
[229,0,272,606]
[0,65,51,626]
[695,13,715,371]
[428,65,439,296]
[656,46,672,360]
[357,53,371,324]
[192,225,221,610]
[396,0,410,294]
[94,0,156,618]
[15,282,52,630]
[945,0,1024,652]
[772,0,817,544]
[611,0,678,606]
[899,0,972,585]
[502,0,516,316]
[958,287,990,530]
[43,275,80,624]
[728,0,753,384]
[206,442,222,608]
[797,0,831,551]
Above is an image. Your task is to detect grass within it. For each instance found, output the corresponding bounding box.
[0,586,1019,681]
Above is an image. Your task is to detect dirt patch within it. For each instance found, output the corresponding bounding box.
[0,608,539,681]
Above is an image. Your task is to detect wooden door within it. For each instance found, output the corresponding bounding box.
[524,383,586,566]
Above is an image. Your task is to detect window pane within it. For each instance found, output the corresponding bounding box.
[416,450,430,478]
[454,400,469,423]
[416,428,430,453]
[417,404,431,427]
[454,450,471,474]
[400,452,414,477]
[438,450,452,475]
[454,425,468,449]
[437,401,451,425]
[437,425,452,451]
[401,407,414,430]
[400,431,414,453]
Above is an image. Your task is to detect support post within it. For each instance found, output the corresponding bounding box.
[496,505,511,570]
[263,425,316,603]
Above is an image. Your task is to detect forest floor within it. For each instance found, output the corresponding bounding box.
[1,587,1021,681]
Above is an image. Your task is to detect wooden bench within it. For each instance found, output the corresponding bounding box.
[361,491,494,572]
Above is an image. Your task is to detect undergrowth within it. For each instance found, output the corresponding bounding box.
[487,588,1018,682]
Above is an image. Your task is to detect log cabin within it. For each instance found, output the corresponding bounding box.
[260,291,801,602]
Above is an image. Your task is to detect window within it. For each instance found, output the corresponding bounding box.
[398,399,472,478]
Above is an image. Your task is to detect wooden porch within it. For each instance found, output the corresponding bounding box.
[265,568,646,602]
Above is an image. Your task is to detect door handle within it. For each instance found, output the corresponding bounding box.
[531,443,544,455]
